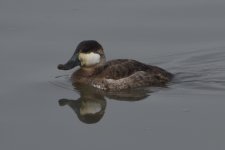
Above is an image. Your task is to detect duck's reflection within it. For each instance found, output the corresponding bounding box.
[58,83,151,124]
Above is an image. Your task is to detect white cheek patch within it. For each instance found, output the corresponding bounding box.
[79,52,100,66]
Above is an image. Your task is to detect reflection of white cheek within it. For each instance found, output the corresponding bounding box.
[80,102,101,115]
[79,52,100,66]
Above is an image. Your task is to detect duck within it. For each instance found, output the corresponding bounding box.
[57,40,173,91]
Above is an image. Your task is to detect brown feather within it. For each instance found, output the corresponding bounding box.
[72,59,173,90]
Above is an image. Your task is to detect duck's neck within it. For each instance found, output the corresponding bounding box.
[75,62,103,77]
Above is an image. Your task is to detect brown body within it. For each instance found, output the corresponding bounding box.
[72,59,173,91]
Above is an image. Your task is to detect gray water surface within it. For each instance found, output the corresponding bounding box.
[1,0,225,150]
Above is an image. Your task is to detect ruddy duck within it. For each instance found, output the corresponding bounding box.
[58,40,173,91]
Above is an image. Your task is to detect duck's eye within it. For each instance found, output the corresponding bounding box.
[82,48,90,53]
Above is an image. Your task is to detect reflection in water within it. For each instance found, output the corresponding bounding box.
[59,97,106,124]
[58,83,151,124]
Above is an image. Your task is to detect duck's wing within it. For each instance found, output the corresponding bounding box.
[91,59,173,90]
[98,59,169,80]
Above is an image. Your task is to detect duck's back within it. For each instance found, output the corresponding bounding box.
[91,59,173,90]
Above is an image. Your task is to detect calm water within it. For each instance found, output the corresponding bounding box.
[1,0,225,150]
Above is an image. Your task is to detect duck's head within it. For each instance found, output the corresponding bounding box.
[58,40,105,70]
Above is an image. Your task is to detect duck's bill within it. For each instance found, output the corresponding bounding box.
[57,54,80,70]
